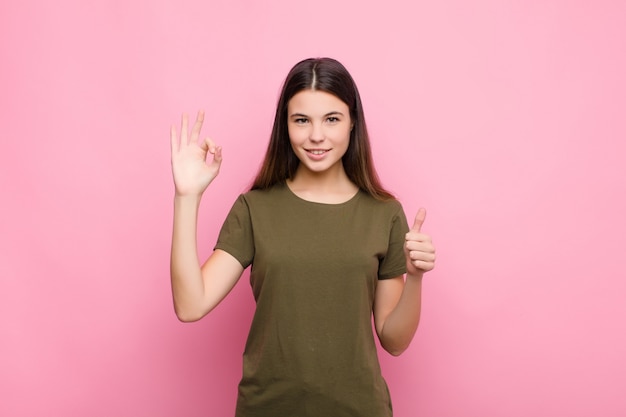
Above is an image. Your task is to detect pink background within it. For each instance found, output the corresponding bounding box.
[1,1,625,416]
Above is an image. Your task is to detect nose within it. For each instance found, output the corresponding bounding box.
[309,122,324,142]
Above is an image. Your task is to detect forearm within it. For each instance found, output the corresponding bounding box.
[379,272,423,356]
[170,194,206,321]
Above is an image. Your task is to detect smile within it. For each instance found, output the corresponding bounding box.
[306,149,331,155]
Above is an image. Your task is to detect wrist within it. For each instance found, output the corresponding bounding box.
[406,270,424,281]
[174,193,202,207]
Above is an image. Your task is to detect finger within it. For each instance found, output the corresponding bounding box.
[213,145,223,163]
[412,208,427,232]
[409,250,436,263]
[405,240,434,252]
[190,110,205,143]
[200,137,214,153]
[181,113,189,145]
[198,136,210,156]
[204,138,223,163]
[411,259,435,272]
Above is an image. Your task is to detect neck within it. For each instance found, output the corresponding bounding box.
[287,165,358,204]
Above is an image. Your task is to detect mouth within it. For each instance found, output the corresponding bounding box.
[305,148,331,155]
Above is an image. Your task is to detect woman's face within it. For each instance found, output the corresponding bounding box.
[287,89,352,177]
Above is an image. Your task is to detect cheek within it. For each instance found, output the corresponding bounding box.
[337,128,352,147]
[288,125,307,144]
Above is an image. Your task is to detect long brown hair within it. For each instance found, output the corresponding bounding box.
[251,57,395,201]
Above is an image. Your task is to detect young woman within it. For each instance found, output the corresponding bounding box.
[170,57,436,416]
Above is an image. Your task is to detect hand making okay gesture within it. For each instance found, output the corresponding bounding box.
[404,208,436,276]
[170,111,223,197]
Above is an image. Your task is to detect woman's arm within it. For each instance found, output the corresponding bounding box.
[373,208,435,356]
[171,196,244,322]
[169,112,244,322]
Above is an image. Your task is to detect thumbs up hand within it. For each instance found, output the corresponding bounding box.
[404,208,436,276]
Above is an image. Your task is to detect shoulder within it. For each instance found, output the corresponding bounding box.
[358,191,405,216]
[354,192,408,233]
[240,182,290,206]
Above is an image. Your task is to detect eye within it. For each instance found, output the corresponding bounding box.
[294,118,309,124]
[326,116,339,123]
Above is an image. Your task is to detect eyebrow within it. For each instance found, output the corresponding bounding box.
[289,111,345,118]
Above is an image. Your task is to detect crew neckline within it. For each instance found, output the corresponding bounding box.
[283,182,362,206]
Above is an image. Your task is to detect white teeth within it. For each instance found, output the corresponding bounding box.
[309,150,326,155]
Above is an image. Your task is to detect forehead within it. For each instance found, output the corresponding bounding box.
[287,90,349,114]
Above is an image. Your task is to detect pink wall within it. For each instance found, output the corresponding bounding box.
[2,1,625,416]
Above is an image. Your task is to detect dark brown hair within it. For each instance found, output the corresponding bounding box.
[251,57,395,201]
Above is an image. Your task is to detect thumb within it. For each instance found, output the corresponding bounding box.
[412,208,427,232]
[204,137,223,163]
[200,137,216,154]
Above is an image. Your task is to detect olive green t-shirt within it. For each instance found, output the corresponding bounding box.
[215,182,409,417]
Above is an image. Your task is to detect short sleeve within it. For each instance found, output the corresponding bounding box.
[214,194,255,269]
[378,204,410,280]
